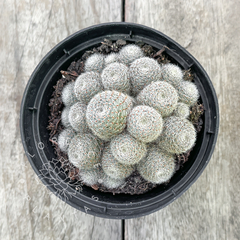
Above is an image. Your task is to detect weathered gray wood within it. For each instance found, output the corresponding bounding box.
[0,0,122,240]
[125,0,240,239]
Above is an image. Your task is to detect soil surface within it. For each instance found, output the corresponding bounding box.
[47,39,204,195]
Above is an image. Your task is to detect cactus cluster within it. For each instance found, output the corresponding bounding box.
[58,42,200,190]
[137,81,178,117]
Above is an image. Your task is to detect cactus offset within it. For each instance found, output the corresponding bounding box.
[84,53,105,73]
[98,168,125,189]
[101,62,130,94]
[74,72,103,104]
[158,116,196,154]
[61,107,71,128]
[175,81,199,106]
[101,145,134,179]
[137,146,175,184]
[129,57,162,94]
[79,168,101,186]
[118,44,144,66]
[127,105,163,143]
[110,132,147,165]
[58,128,76,152]
[104,53,119,66]
[137,81,178,117]
[69,102,88,133]
[161,63,183,87]
[86,90,133,141]
[172,102,190,119]
[68,133,102,170]
[61,82,78,107]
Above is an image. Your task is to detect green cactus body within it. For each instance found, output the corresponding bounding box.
[84,53,105,73]
[172,102,190,118]
[69,102,88,133]
[129,57,162,94]
[118,44,144,66]
[74,72,103,104]
[86,90,133,141]
[137,81,178,117]
[104,53,119,66]
[175,80,199,106]
[158,116,196,154]
[127,105,163,143]
[61,82,78,107]
[161,63,183,87]
[101,145,134,179]
[68,133,102,170]
[110,132,147,165]
[58,128,76,153]
[61,107,71,128]
[101,62,130,94]
[137,146,175,184]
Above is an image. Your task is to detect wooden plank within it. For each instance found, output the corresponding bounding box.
[0,0,122,240]
[125,0,240,239]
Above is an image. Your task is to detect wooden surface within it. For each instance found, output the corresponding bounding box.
[0,1,122,240]
[125,0,240,240]
[0,0,239,239]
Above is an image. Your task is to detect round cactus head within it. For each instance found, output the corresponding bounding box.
[84,53,105,73]
[74,72,103,104]
[127,105,163,143]
[86,90,133,141]
[61,107,71,128]
[68,102,88,133]
[118,44,144,65]
[137,81,178,117]
[58,128,76,153]
[175,81,199,106]
[172,102,190,119]
[110,132,147,165]
[61,82,78,107]
[158,116,196,154]
[98,168,125,189]
[137,146,175,184]
[101,62,130,94]
[68,133,102,170]
[101,145,134,179]
[161,63,183,87]
[79,167,101,186]
[104,53,119,66]
[129,57,162,94]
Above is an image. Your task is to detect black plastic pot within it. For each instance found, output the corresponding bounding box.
[20,22,219,219]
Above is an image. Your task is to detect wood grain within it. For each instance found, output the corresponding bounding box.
[0,0,122,240]
[125,0,240,239]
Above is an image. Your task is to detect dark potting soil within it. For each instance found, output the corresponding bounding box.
[47,39,204,195]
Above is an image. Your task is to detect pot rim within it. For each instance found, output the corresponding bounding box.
[20,22,219,219]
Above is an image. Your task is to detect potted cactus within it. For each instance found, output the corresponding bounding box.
[20,23,219,219]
